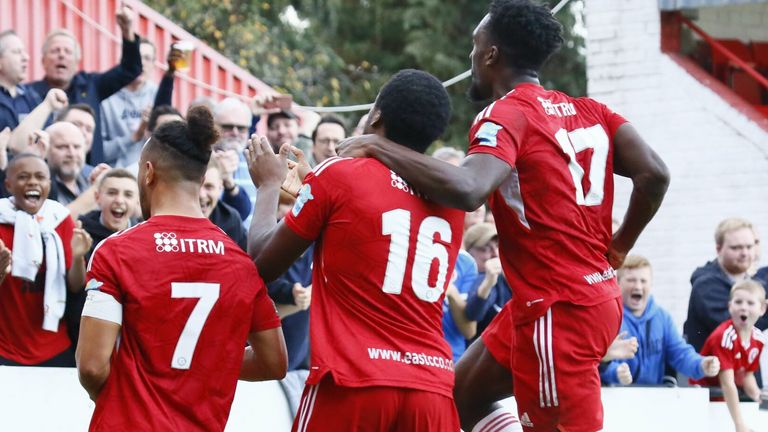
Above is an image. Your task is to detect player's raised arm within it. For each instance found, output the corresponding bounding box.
[610,123,670,267]
[338,134,509,212]
[245,135,313,282]
[245,134,288,258]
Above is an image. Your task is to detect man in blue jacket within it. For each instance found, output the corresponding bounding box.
[29,5,142,166]
[601,255,720,385]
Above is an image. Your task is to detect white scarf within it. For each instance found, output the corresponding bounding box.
[0,198,71,332]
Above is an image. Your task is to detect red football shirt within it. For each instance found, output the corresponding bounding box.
[0,216,74,364]
[691,319,765,388]
[284,157,464,398]
[86,215,280,431]
[467,83,627,324]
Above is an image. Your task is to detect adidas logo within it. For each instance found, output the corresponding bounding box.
[521,412,534,428]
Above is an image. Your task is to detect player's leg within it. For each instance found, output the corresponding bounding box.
[554,298,622,432]
[291,376,398,432]
[455,303,521,432]
[512,298,622,432]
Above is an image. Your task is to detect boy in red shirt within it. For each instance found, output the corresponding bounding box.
[691,279,766,432]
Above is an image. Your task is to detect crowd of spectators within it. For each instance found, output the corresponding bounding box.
[0,5,766,423]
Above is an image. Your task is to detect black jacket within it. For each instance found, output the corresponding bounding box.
[208,201,247,251]
[683,260,768,352]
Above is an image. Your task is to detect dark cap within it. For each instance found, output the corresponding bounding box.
[267,110,298,128]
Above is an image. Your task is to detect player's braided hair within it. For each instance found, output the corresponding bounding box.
[149,106,219,181]
[488,0,563,71]
[375,69,451,154]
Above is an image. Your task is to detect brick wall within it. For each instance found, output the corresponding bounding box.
[585,0,768,330]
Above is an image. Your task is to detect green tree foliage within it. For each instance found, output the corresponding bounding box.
[144,0,585,149]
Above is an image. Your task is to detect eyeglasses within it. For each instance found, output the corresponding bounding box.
[219,124,250,133]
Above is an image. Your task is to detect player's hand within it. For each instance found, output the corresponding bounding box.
[116,4,135,40]
[281,146,311,197]
[44,89,68,111]
[89,163,112,186]
[292,283,311,310]
[245,134,288,189]
[71,220,93,259]
[336,134,376,159]
[0,239,12,277]
[700,356,720,377]
[602,331,638,361]
[28,130,50,157]
[616,363,632,385]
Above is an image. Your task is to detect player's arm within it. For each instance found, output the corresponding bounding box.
[338,134,510,211]
[610,123,670,267]
[245,135,292,259]
[255,223,312,283]
[240,327,288,381]
[76,315,121,401]
[719,369,749,432]
[244,135,314,281]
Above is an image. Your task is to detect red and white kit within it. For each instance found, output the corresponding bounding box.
[85,215,280,431]
[471,83,627,431]
[284,157,464,431]
[691,319,765,388]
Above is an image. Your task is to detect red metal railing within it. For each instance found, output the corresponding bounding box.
[677,14,768,92]
[2,0,276,110]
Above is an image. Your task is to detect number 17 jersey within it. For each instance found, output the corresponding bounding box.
[468,83,628,324]
[284,157,464,398]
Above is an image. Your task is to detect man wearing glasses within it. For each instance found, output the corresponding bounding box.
[212,97,257,223]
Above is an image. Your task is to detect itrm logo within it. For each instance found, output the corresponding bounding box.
[153,232,225,255]
[154,232,179,252]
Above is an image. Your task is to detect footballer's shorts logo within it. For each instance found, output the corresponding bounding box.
[154,232,179,252]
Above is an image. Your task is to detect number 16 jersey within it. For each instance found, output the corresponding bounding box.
[284,157,464,399]
[468,83,628,325]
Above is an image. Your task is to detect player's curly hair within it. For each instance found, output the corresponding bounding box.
[487,0,563,71]
[375,69,451,154]
[147,106,219,182]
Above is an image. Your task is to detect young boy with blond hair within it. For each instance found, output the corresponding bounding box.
[691,279,767,432]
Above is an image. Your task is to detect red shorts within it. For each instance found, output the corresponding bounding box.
[291,376,459,432]
[483,297,622,432]
[482,300,516,370]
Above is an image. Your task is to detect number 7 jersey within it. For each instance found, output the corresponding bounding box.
[284,157,464,399]
[84,215,280,431]
[468,83,628,325]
